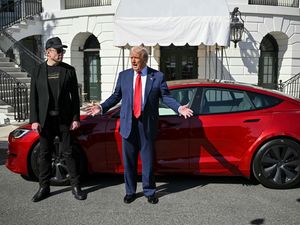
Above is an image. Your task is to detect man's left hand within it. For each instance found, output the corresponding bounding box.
[178,104,194,119]
[70,121,80,130]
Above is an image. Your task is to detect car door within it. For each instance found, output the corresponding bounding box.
[155,87,198,172]
[189,87,272,175]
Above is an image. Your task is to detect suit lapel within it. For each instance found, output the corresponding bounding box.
[144,68,155,109]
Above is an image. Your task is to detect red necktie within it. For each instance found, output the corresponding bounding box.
[133,72,142,118]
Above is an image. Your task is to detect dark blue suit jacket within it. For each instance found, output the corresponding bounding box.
[101,67,180,139]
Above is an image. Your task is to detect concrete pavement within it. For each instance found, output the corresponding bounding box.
[0,122,26,163]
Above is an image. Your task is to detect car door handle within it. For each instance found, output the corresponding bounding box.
[243,119,260,123]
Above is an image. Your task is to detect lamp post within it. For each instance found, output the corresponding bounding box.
[230,7,244,48]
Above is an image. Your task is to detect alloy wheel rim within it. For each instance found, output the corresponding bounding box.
[51,159,69,181]
[261,144,300,185]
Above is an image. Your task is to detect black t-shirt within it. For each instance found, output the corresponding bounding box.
[47,64,61,111]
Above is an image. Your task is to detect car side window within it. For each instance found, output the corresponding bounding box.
[159,87,198,116]
[247,92,282,109]
[200,88,284,115]
[200,88,255,114]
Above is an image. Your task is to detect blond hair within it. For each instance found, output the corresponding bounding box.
[130,46,149,62]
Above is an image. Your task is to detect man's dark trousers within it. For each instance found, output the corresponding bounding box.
[38,115,79,188]
[122,115,156,197]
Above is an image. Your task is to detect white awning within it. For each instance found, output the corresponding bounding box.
[114,0,230,47]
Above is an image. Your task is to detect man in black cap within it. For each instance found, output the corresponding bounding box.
[30,37,87,202]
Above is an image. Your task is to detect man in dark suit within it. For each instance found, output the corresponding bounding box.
[85,46,193,204]
[30,37,87,202]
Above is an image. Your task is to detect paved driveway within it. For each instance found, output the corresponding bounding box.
[0,155,300,225]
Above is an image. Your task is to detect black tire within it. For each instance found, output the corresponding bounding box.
[30,142,87,186]
[253,138,300,189]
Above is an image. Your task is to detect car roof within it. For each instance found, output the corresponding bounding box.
[167,79,259,88]
[167,79,300,102]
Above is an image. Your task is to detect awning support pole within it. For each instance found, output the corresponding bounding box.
[149,46,152,67]
[209,46,211,79]
[122,47,125,71]
[215,44,218,80]
[205,46,207,79]
[221,46,224,80]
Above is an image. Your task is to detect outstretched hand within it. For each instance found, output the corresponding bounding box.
[84,103,102,116]
[178,104,193,119]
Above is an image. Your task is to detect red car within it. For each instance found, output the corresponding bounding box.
[6,79,300,189]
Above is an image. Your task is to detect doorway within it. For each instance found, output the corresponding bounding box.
[83,35,101,101]
[160,45,198,81]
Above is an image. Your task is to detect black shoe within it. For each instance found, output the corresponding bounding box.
[147,195,159,204]
[123,194,136,204]
[72,186,87,200]
[31,186,50,202]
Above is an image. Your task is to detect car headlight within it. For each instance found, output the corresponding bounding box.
[10,129,30,139]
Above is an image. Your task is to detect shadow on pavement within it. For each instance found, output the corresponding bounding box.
[82,174,124,194]
[250,218,265,225]
[155,175,257,198]
[75,174,258,198]
[0,141,8,165]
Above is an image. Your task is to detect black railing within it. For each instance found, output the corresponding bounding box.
[249,0,299,7]
[0,70,29,121]
[65,0,111,9]
[278,73,300,98]
[1,30,43,76]
[0,0,42,31]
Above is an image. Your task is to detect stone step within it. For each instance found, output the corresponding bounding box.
[6,112,29,122]
[0,67,21,72]
[4,112,16,122]
[0,62,15,67]
[0,57,10,62]
[0,113,10,126]
[0,105,14,113]
[5,71,29,78]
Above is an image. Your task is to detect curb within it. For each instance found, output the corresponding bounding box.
[0,141,8,150]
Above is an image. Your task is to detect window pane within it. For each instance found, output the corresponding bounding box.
[201,88,254,114]
[159,87,197,116]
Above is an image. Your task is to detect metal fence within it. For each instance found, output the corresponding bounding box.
[13,82,29,121]
[249,0,299,7]
[278,73,300,98]
[65,0,111,9]
[0,70,29,121]
[0,0,42,31]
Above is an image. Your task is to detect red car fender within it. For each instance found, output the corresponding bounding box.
[238,129,300,178]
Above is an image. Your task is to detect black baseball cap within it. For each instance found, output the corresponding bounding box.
[45,37,68,49]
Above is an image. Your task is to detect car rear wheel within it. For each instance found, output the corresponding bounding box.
[30,142,87,186]
[253,138,300,189]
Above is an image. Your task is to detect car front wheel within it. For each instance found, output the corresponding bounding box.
[253,138,300,189]
[30,142,87,186]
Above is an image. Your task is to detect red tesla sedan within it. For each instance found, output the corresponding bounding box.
[6,79,300,189]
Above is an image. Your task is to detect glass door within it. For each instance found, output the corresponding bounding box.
[160,45,198,81]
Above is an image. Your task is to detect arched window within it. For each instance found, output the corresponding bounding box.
[258,34,278,89]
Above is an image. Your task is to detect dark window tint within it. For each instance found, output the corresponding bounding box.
[247,92,282,109]
[200,88,282,114]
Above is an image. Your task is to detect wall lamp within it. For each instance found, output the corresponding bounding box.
[230,7,244,48]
